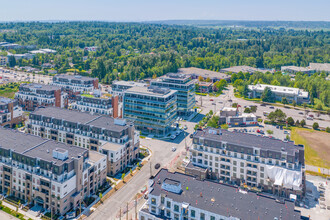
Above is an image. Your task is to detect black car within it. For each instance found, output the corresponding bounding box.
[154,163,161,169]
[190,134,193,138]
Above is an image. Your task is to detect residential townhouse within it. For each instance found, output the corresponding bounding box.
[52,74,99,97]
[71,94,120,118]
[151,73,195,117]
[123,86,177,137]
[0,96,23,127]
[189,128,305,200]
[26,107,139,176]
[0,127,107,216]
[15,83,68,111]
[139,169,302,220]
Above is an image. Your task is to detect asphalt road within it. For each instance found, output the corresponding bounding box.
[196,85,330,129]
[88,121,194,220]
[0,67,53,84]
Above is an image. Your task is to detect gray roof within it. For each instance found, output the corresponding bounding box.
[32,107,98,124]
[20,83,62,91]
[31,107,129,132]
[125,86,177,97]
[178,67,230,80]
[112,80,147,87]
[151,169,301,220]
[0,127,87,165]
[194,128,303,156]
[54,74,97,82]
[0,97,15,105]
[220,66,272,74]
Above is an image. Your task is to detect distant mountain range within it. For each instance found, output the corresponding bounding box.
[144,20,330,29]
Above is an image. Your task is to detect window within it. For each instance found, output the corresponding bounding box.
[166,209,171,217]
[167,201,171,208]
[200,213,205,220]
[151,206,156,213]
[151,198,156,205]
[191,210,195,217]
[260,166,264,172]
[174,204,179,212]
[260,173,264,178]
[233,161,237,165]
[240,162,244,167]
[210,216,215,220]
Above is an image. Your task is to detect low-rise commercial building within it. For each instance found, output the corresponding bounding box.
[0,97,23,127]
[52,74,99,96]
[189,128,305,199]
[15,83,68,111]
[139,169,301,220]
[26,107,139,176]
[281,63,330,74]
[248,84,310,104]
[221,65,273,74]
[151,73,195,117]
[178,67,230,82]
[71,94,120,118]
[0,127,107,216]
[196,81,213,93]
[226,113,258,127]
[123,86,177,137]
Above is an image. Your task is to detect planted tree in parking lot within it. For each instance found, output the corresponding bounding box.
[295,120,300,127]
[244,108,251,113]
[287,117,294,126]
[250,105,257,113]
[267,109,286,123]
[266,130,273,135]
[312,122,319,130]
[232,103,238,108]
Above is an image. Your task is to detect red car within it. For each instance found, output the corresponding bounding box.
[210,99,214,101]
[256,129,260,133]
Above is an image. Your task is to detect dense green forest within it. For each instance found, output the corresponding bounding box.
[0,22,329,84]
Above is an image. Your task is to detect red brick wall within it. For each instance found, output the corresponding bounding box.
[93,79,99,89]
[54,89,61,107]
[112,95,119,118]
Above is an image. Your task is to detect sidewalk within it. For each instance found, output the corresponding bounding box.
[1,199,41,220]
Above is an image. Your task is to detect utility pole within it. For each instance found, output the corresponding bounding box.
[126,202,129,220]
[150,161,152,177]
[200,96,203,107]
[135,195,137,220]
[119,207,121,220]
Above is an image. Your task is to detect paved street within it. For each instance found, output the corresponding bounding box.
[0,67,53,84]
[196,85,330,128]
[88,121,194,220]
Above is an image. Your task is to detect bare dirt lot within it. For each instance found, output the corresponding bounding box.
[293,128,330,168]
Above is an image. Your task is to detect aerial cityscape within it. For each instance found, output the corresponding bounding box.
[0,1,330,220]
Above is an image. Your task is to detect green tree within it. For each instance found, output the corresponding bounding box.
[316,104,323,110]
[292,100,296,108]
[281,97,288,105]
[287,117,294,126]
[8,56,16,67]
[261,87,273,102]
[244,108,251,113]
[312,122,319,130]
[121,173,125,183]
[300,119,306,127]
[250,106,257,112]
[326,127,330,133]
[232,103,238,108]
[266,130,273,135]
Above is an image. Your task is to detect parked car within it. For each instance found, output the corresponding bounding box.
[210,99,214,101]
[189,134,193,138]
[260,103,266,106]
[172,147,176,152]
[307,116,313,120]
[298,112,304,115]
[269,106,275,109]
[154,163,160,169]
[184,125,188,130]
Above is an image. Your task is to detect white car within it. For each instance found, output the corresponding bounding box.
[172,147,176,152]
[307,116,313,120]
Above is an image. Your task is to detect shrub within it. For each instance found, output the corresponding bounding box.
[312,122,319,130]
[326,127,330,133]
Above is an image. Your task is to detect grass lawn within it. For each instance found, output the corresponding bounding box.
[291,127,330,169]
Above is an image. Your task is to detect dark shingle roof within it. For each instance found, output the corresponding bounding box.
[151,169,301,220]
[194,128,303,156]
[0,127,87,165]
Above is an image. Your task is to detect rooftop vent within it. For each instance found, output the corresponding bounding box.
[52,148,68,161]
[114,118,126,126]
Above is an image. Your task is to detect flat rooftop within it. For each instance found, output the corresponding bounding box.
[151,169,301,220]
[88,151,106,163]
[221,65,272,74]
[54,74,97,82]
[0,127,87,165]
[31,107,129,132]
[125,86,177,97]
[101,142,123,152]
[0,96,15,105]
[112,80,147,87]
[178,67,230,80]
[20,83,62,91]
[248,84,309,97]
[194,128,303,156]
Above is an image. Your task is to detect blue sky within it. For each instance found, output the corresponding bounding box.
[1,0,329,21]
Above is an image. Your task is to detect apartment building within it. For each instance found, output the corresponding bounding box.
[52,74,99,97]
[0,127,107,216]
[248,84,310,104]
[123,86,177,137]
[139,169,302,220]
[189,128,305,200]
[26,107,139,176]
[15,83,68,111]
[111,80,148,98]
[0,97,23,127]
[151,73,195,117]
[71,94,120,118]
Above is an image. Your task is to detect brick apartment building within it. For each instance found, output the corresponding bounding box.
[189,128,305,200]
[15,83,68,111]
[0,127,107,216]
[26,107,139,176]
[0,96,23,127]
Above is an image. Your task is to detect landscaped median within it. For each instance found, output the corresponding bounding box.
[0,200,32,220]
